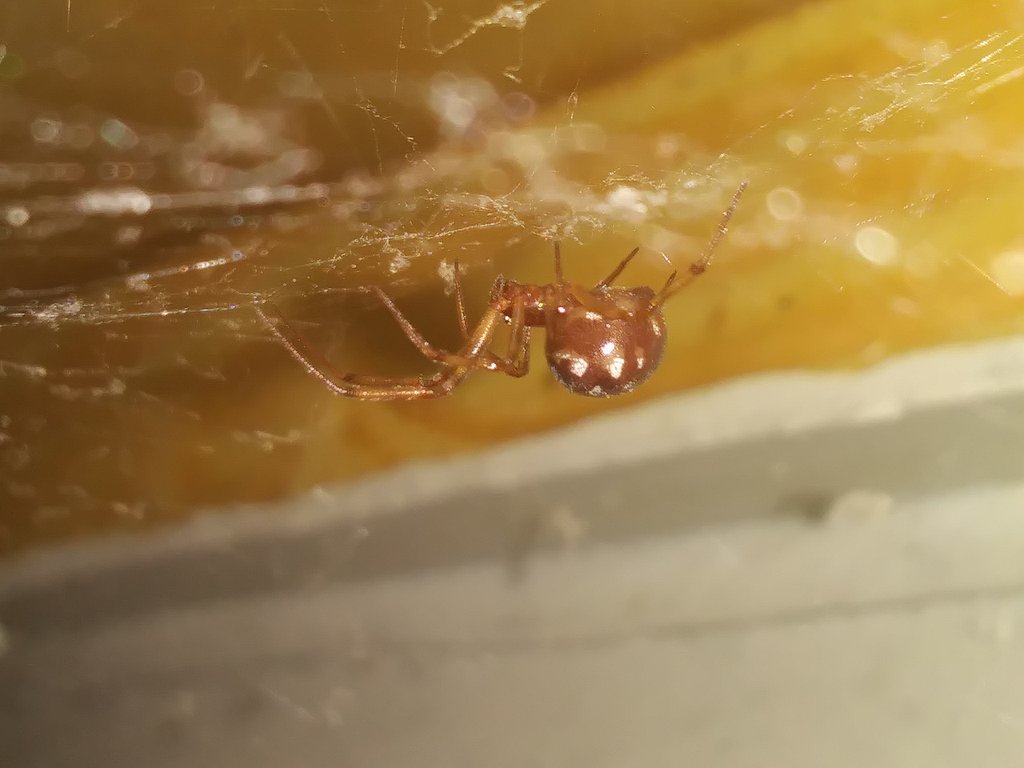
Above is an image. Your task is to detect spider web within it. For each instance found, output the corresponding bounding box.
[0,0,1021,548]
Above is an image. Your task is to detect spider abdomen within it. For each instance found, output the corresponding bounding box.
[545,303,666,397]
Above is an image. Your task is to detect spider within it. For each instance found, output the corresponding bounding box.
[256,181,748,401]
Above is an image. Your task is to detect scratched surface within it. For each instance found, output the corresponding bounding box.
[6,334,1024,765]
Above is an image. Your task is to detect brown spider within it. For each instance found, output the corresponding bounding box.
[256,181,748,401]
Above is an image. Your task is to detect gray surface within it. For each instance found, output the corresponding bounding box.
[5,337,1024,767]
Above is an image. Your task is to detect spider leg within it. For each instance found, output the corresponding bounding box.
[370,286,496,370]
[553,242,565,285]
[448,270,527,374]
[497,295,531,377]
[473,294,532,377]
[255,302,434,398]
[594,247,640,289]
[256,297,510,401]
[651,180,748,308]
[453,261,469,340]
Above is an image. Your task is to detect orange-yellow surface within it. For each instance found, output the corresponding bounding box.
[3,0,1024,554]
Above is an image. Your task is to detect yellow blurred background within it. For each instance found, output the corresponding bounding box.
[2,0,1024,553]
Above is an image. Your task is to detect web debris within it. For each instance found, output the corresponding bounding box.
[423,0,549,80]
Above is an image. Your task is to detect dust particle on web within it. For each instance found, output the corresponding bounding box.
[4,207,29,227]
[437,260,457,293]
[389,253,411,274]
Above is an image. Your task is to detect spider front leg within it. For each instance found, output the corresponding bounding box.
[255,293,512,400]
[255,302,449,399]
[371,284,522,374]
[651,180,748,308]
[374,272,529,378]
